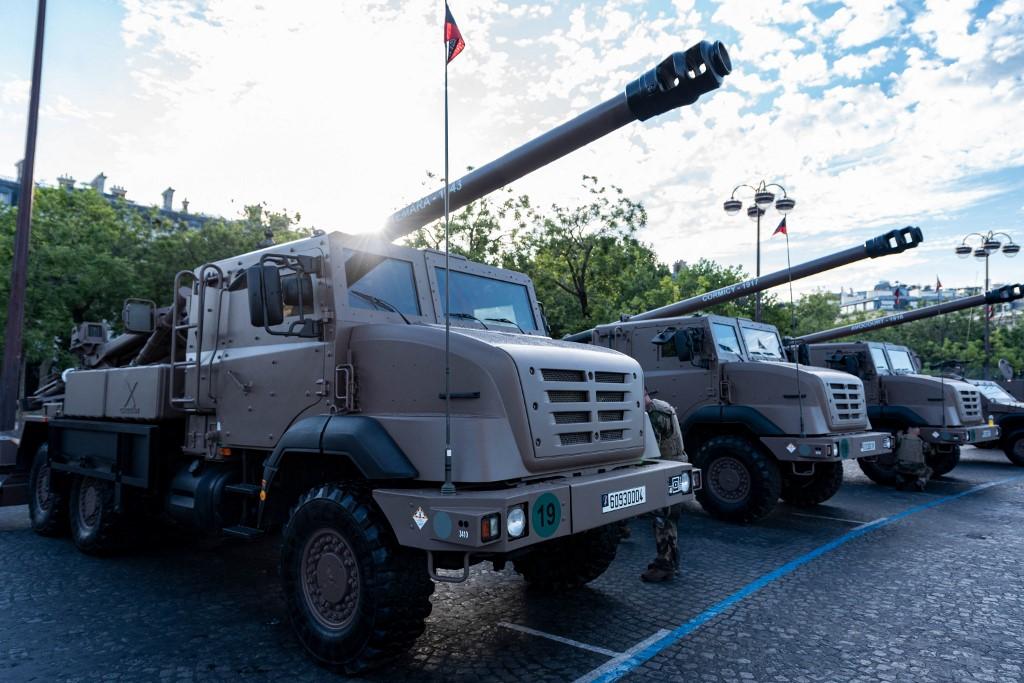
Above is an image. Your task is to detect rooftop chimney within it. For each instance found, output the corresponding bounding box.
[15,160,24,181]
[181,198,189,214]
[57,174,75,191]
[110,185,127,199]
[90,172,106,194]
[162,187,174,211]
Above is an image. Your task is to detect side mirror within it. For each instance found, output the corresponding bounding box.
[122,299,155,334]
[796,343,809,366]
[282,272,314,313]
[247,264,284,327]
[674,329,692,361]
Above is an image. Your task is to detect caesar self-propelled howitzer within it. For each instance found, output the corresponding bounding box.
[0,40,731,673]
[564,227,922,522]
[788,283,1024,479]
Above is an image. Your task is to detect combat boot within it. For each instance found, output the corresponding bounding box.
[640,563,675,583]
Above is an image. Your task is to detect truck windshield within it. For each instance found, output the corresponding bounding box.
[870,347,891,375]
[712,322,742,356]
[973,381,1020,403]
[886,348,916,374]
[345,250,422,316]
[435,268,538,331]
[740,326,785,360]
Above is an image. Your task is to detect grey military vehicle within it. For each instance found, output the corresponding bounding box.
[0,41,730,672]
[564,228,922,522]
[789,284,1022,475]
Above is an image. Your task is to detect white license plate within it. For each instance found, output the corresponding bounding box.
[981,429,992,438]
[861,440,876,453]
[601,485,647,513]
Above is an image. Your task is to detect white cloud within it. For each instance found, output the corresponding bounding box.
[832,46,892,79]
[818,0,907,49]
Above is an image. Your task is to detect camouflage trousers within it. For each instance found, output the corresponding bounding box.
[651,505,681,571]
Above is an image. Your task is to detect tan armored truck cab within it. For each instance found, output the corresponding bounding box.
[802,342,996,482]
[566,228,923,522]
[789,284,1024,481]
[3,40,731,673]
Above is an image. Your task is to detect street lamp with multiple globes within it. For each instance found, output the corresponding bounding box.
[954,230,1019,379]
[723,180,796,321]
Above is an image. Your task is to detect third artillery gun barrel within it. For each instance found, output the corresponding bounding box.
[788,283,1024,346]
[563,226,924,342]
[380,40,731,242]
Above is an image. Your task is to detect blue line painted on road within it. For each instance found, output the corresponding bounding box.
[588,474,1024,683]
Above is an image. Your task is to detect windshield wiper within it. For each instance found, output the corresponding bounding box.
[449,312,489,329]
[485,317,525,333]
[351,290,410,324]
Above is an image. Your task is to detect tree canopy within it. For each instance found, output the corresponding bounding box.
[1,178,1017,390]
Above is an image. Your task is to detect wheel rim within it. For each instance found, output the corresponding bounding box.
[76,478,102,533]
[301,527,360,630]
[708,456,750,502]
[34,462,53,513]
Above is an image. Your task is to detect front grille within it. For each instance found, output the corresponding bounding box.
[548,390,587,403]
[959,389,981,420]
[554,411,590,424]
[542,369,586,382]
[559,432,592,446]
[530,361,640,458]
[827,381,865,424]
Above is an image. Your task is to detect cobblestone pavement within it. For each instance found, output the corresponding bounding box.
[2,447,1022,682]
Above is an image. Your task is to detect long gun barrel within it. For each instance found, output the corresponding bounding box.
[380,40,731,242]
[563,226,923,342]
[787,283,1024,346]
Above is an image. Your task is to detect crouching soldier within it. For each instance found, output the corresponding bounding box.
[894,426,932,491]
[641,390,687,583]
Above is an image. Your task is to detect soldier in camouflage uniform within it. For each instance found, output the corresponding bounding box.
[894,426,931,491]
[641,389,687,583]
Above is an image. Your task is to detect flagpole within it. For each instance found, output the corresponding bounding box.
[441,10,455,496]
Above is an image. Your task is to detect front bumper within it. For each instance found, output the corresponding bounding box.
[373,459,698,553]
[922,424,999,445]
[762,430,894,462]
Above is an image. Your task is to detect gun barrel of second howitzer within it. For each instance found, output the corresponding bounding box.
[625,226,925,323]
[380,40,731,242]
[789,283,1024,346]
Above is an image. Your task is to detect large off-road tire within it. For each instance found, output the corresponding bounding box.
[927,445,960,477]
[281,484,434,674]
[513,524,620,592]
[779,462,844,507]
[28,443,68,536]
[857,456,901,486]
[69,476,128,555]
[693,435,781,523]
[1002,430,1024,467]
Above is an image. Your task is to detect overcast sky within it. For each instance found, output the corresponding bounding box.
[1,1,1022,298]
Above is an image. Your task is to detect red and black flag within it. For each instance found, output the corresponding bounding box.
[773,216,787,237]
[444,4,465,64]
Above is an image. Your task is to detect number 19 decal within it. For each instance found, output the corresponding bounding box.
[532,492,561,538]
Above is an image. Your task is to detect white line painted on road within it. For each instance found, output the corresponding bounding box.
[577,473,1024,683]
[573,629,670,683]
[497,622,620,658]
[790,512,866,525]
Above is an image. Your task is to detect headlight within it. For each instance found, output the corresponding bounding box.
[883,436,893,449]
[680,472,691,494]
[507,505,527,538]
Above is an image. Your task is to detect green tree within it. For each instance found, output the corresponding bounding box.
[505,176,674,336]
